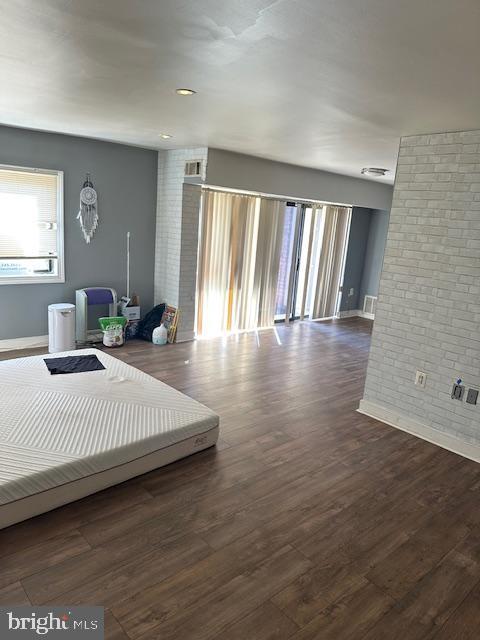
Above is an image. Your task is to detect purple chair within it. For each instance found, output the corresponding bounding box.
[75,287,117,345]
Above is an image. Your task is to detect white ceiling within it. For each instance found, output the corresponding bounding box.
[1,0,480,184]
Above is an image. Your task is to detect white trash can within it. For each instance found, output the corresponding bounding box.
[48,303,76,353]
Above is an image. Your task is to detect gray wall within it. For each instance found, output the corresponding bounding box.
[340,207,372,311]
[207,149,393,211]
[0,125,157,340]
[359,208,390,304]
[340,207,390,312]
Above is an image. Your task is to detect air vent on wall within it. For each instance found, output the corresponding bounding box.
[363,295,377,318]
[185,160,202,177]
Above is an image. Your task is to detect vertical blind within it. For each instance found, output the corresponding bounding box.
[196,190,286,337]
[0,167,60,259]
[311,206,351,320]
[196,189,352,337]
[282,204,351,322]
[254,199,286,327]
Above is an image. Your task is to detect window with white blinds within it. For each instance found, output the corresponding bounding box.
[0,165,64,284]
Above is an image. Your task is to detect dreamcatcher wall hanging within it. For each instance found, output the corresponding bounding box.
[77,173,98,243]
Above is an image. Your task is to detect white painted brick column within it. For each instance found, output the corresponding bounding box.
[154,148,207,340]
[177,183,202,342]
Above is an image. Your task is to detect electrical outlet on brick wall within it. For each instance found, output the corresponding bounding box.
[466,388,478,405]
[451,382,465,400]
[415,371,427,388]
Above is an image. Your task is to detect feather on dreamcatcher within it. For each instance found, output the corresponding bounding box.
[77,173,98,243]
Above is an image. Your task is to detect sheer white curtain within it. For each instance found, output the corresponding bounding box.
[196,190,286,337]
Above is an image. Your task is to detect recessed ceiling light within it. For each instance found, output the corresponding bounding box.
[176,88,196,96]
[159,133,172,139]
[361,167,389,177]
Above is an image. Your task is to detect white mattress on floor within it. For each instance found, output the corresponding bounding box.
[0,348,219,506]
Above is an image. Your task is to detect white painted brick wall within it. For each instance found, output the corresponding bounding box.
[177,183,202,341]
[363,130,480,444]
[154,148,207,324]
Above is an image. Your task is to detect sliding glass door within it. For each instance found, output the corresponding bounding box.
[274,203,300,322]
[196,190,352,338]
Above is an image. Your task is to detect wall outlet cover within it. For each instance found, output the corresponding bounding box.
[466,388,478,405]
[451,383,465,400]
[415,371,427,388]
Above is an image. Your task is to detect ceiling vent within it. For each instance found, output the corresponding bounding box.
[185,160,203,177]
[361,167,389,178]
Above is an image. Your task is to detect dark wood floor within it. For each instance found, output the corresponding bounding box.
[1,318,480,640]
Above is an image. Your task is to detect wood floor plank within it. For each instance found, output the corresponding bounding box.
[104,610,130,640]
[0,482,153,560]
[135,545,312,640]
[366,512,471,600]
[111,527,305,638]
[23,522,207,604]
[361,533,480,640]
[0,582,31,606]
[46,533,212,608]
[211,601,299,640]
[196,462,363,557]
[428,580,480,640]
[357,606,435,640]
[271,559,365,627]
[395,530,480,628]
[286,580,394,640]
[0,530,90,590]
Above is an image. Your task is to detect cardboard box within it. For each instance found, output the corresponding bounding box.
[120,304,140,321]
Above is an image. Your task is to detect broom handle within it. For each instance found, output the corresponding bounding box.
[126,232,131,299]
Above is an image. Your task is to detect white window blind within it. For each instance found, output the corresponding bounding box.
[0,165,64,284]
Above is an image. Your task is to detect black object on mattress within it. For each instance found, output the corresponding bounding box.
[44,354,106,375]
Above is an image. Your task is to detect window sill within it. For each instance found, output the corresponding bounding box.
[0,274,65,286]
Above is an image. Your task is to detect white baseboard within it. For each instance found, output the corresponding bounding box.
[337,309,361,318]
[358,398,480,464]
[0,335,49,352]
[358,310,375,320]
[337,309,374,320]
[0,330,105,353]
[176,330,194,343]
